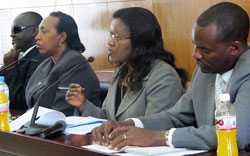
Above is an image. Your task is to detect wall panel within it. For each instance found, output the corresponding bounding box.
[152,0,210,79]
[0,0,249,79]
[211,0,250,42]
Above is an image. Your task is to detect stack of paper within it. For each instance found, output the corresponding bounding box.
[81,144,207,156]
[124,146,207,155]
[82,144,127,154]
[10,106,106,134]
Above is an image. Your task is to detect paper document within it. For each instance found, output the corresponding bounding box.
[64,116,106,134]
[10,106,106,134]
[64,122,102,135]
[10,107,54,131]
[66,116,106,126]
[82,144,127,153]
[35,110,66,126]
[124,146,207,156]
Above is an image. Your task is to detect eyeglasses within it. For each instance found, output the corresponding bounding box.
[11,25,34,34]
[108,31,130,42]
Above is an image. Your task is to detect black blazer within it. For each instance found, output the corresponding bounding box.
[1,47,47,110]
[25,48,101,116]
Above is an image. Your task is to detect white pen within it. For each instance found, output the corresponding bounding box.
[58,87,85,91]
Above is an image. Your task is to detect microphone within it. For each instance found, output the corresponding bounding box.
[0,59,38,73]
[87,56,94,63]
[25,56,94,135]
[245,143,250,152]
[38,120,67,138]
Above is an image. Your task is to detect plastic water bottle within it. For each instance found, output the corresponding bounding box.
[215,94,238,156]
[0,76,10,132]
[0,76,11,121]
[0,76,9,101]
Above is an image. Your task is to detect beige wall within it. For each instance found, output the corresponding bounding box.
[0,0,249,79]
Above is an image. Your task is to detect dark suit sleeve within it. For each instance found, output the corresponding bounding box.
[49,53,101,116]
[1,50,46,110]
[2,68,28,110]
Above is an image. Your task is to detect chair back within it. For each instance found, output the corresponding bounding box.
[95,69,114,104]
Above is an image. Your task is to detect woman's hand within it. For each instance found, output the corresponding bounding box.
[66,83,86,113]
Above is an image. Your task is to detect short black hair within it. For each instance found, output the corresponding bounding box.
[197,2,249,43]
[49,11,85,52]
[20,11,43,26]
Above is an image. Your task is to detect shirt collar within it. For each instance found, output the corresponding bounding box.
[19,45,36,58]
[220,69,233,84]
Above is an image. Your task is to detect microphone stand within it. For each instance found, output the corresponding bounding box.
[0,59,38,73]
[25,57,94,135]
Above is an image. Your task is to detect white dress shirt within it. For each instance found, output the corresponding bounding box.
[18,45,36,60]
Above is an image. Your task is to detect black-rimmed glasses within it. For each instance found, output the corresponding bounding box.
[11,25,35,34]
[108,31,130,42]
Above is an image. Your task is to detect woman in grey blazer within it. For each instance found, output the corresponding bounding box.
[25,12,101,116]
[66,7,186,120]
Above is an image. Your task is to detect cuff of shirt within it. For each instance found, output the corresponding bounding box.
[125,118,144,128]
[167,128,176,147]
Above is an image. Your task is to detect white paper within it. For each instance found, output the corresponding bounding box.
[66,116,106,125]
[116,154,143,156]
[82,144,127,154]
[124,146,207,156]
[157,150,207,156]
[35,110,66,126]
[10,106,106,134]
[10,107,54,131]
[64,122,102,135]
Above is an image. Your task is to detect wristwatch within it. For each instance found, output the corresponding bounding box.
[165,130,170,146]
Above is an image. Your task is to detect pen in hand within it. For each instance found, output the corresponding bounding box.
[58,87,85,91]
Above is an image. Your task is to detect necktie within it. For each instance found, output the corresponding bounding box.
[215,74,226,108]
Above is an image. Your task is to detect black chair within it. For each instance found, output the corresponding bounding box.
[99,81,109,103]
[95,69,114,104]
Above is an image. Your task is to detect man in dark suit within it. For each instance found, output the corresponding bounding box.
[0,12,47,110]
[91,2,250,150]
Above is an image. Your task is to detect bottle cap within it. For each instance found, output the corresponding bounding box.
[0,76,4,82]
[219,94,230,102]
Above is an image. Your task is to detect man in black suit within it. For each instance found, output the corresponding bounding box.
[1,12,47,110]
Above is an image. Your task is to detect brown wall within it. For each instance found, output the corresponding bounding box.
[0,0,249,79]
[79,0,250,80]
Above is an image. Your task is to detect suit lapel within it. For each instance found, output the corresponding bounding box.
[107,78,119,120]
[115,69,151,117]
[225,50,250,101]
[22,47,37,59]
[206,75,216,125]
[116,87,144,117]
[26,58,53,107]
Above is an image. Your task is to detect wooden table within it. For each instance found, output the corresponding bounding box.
[0,110,248,156]
[0,131,114,156]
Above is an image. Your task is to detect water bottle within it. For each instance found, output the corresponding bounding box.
[0,76,9,101]
[0,76,10,132]
[215,94,238,156]
[0,76,11,121]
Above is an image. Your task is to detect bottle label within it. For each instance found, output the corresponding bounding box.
[215,116,236,130]
[0,103,9,113]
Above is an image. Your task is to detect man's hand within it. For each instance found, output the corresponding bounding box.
[108,126,166,150]
[92,120,134,146]
[3,44,21,69]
